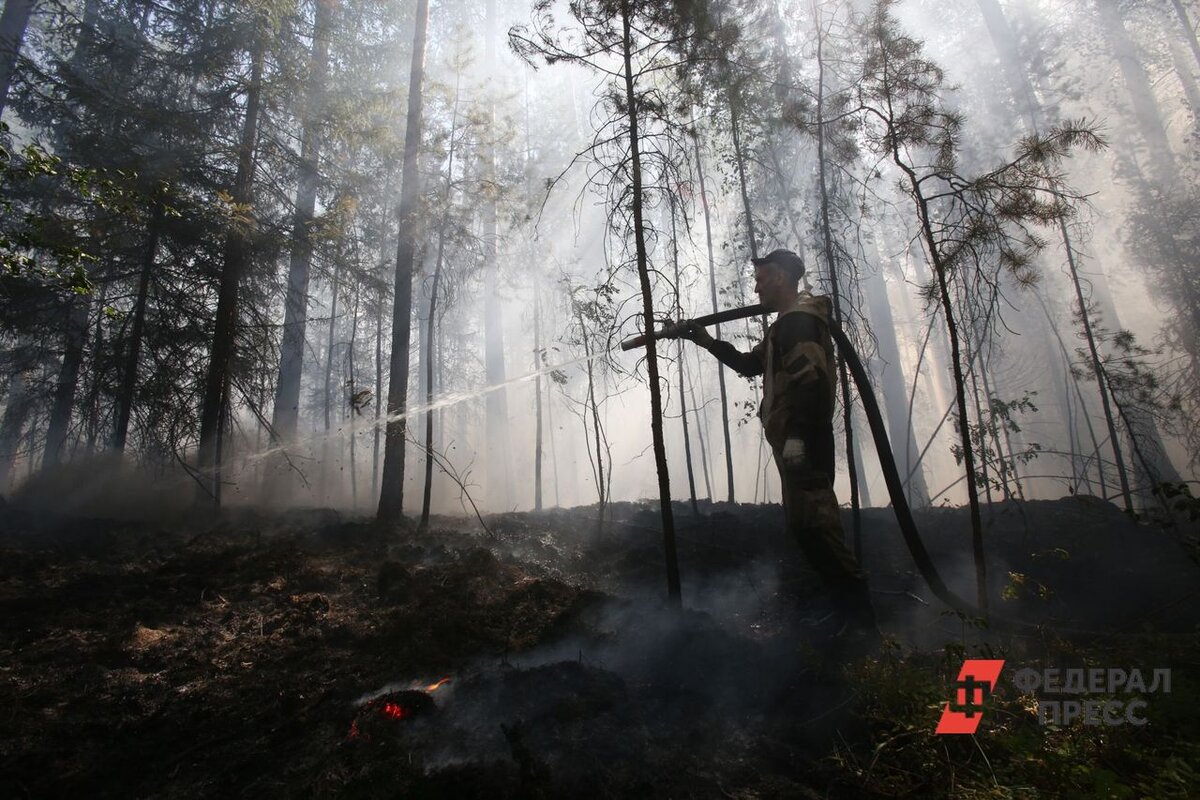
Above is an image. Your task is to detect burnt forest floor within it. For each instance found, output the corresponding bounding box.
[1,496,1199,799]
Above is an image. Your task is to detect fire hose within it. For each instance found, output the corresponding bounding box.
[621,304,981,619]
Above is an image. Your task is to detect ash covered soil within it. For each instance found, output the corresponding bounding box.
[1,497,1198,799]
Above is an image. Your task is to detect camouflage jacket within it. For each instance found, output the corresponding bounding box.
[704,293,837,451]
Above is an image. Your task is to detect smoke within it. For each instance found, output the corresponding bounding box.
[7,453,195,523]
[368,594,851,784]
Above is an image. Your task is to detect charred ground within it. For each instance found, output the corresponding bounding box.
[1,498,1198,798]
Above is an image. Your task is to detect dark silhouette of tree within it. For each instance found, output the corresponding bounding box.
[377,0,430,524]
[512,0,690,603]
[195,32,266,504]
[856,0,1102,614]
[267,0,335,496]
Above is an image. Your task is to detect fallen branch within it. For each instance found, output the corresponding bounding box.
[406,432,494,539]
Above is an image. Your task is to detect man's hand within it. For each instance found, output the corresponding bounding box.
[678,320,714,348]
[781,437,806,468]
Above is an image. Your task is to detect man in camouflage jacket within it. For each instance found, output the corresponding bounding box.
[683,249,877,640]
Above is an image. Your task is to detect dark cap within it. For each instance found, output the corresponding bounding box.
[751,248,805,280]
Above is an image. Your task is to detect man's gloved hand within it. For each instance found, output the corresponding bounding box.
[678,320,714,349]
[781,437,806,468]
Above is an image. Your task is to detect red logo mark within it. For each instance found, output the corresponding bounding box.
[936,659,1005,734]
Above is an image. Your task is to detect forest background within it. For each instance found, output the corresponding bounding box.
[1,0,1197,533]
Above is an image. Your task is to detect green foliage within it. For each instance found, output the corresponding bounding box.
[1001,570,1053,602]
[950,391,1042,495]
[1070,314,1186,487]
[0,128,139,304]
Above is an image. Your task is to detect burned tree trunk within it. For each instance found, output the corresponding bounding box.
[692,134,735,504]
[420,73,461,529]
[196,40,265,504]
[269,0,334,486]
[482,0,511,508]
[862,249,930,507]
[321,254,342,501]
[621,0,680,603]
[376,0,430,524]
[373,278,383,501]
[42,298,89,468]
[112,203,163,453]
[575,302,607,518]
[1065,225,1133,511]
[419,228,445,529]
[812,20,862,557]
[533,295,544,511]
[0,365,34,487]
[668,191,699,516]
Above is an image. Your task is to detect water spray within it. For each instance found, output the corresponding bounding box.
[242,350,608,469]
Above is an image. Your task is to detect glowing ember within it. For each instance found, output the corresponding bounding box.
[346,683,445,742]
[380,701,412,721]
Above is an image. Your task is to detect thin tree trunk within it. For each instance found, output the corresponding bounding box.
[83,281,107,454]
[482,0,511,508]
[668,192,699,515]
[533,294,544,511]
[0,367,33,487]
[1032,290,1105,497]
[373,279,383,501]
[850,406,873,507]
[692,133,735,503]
[928,249,987,614]
[0,0,35,121]
[376,0,429,523]
[863,248,930,507]
[348,285,360,509]
[419,74,460,529]
[43,298,89,468]
[576,304,606,514]
[546,354,561,508]
[723,77,769,353]
[813,17,861,558]
[1065,222,1133,510]
[521,79,544,514]
[729,102,757,260]
[420,230,445,529]
[435,304,445,446]
[881,82,988,611]
[322,255,341,502]
[964,336,994,506]
[196,42,264,503]
[621,0,679,604]
[269,0,334,483]
[977,357,1013,501]
[688,362,714,500]
[113,203,163,452]
[25,398,40,479]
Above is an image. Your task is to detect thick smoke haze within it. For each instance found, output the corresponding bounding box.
[0,0,1196,517]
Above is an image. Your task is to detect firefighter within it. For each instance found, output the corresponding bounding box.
[681,248,878,648]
